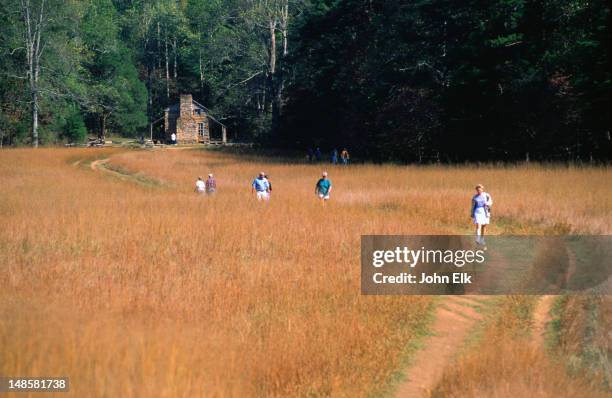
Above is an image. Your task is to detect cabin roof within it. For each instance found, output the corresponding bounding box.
[164,100,207,113]
[163,99,226,128]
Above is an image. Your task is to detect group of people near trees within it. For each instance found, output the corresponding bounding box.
[308,147,350,165]
[196,173,493,244]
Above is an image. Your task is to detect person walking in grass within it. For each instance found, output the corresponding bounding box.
[471,184,493,245]
[340,148,350,165]
[315,171,332,203]
[252,172,270,201]
[205,173,216,194]
[195,176,206,194]
[331,149,339,165]
[307,148,314,163]
[265,174,272,197]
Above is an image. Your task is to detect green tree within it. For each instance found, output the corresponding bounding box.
[62,106,87,143]
[81,0,147,138]
[281,0,610,161]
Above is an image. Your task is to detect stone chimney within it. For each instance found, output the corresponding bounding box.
[177,94,197,143]
[179,94,193,119]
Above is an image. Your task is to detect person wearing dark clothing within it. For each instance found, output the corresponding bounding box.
[331,149,339,165]
[265,174,272,197]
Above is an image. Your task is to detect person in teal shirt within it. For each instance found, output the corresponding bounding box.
[315,171,332,202]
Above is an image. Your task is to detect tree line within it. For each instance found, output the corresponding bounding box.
[0,0,609,161]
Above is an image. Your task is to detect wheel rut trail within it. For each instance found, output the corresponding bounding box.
[89,158,132,181]
[532,295,555,350]
[87,157,164,187]
[532,244,577,350]
[394,296,493,398]
[394,238,507,397]
[393,243,566,398]
[90,158,109,171]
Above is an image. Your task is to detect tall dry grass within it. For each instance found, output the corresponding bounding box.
[430,295,610,398]
[1,148,434,397]
[552,294,612,390]
[1,147,610,397]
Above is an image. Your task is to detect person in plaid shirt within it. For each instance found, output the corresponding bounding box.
[205,173,216,194]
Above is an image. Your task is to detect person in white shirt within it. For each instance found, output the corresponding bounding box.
[195,176,206,194]
[171,133,177,145]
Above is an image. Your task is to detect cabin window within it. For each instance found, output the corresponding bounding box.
[194,108,202,116]
[198,123,204,137]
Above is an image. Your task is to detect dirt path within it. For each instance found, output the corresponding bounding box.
[90,158,108,171]
[392,235,501,397]
[88,157,162,187]
[90,158,128,180]
[394,244,563,397]
[532,295,555,349]
[532,243,577,350]
[394,295,555,397]
[394,296,492,398]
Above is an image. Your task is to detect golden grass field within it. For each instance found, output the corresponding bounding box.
[1,147,611,397]
[431,294,611,398]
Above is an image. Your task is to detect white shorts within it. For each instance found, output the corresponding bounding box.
[318,193,330,200]
[257,191,270,201]
[473,208,490,225]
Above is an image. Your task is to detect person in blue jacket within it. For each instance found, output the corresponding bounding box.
[252,172,270,201]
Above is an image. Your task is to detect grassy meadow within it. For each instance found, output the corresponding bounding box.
[1,147,611,397]
[430,294,611,398]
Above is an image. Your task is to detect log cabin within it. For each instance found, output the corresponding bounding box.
[164,94,227,144]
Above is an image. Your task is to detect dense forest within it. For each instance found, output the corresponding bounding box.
[0,0,610,161]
